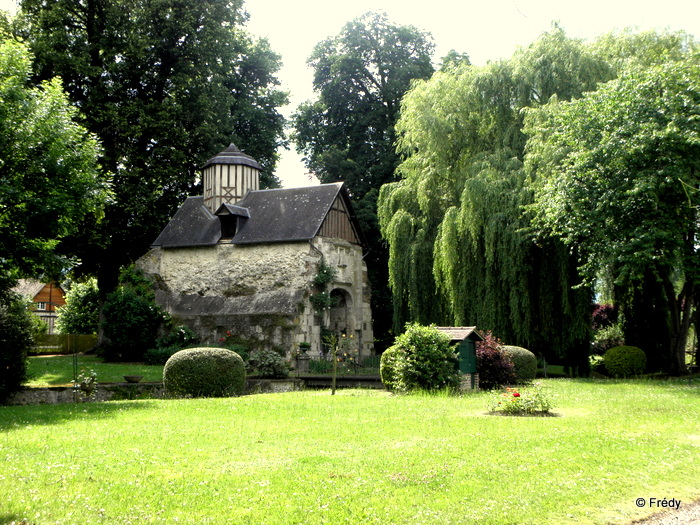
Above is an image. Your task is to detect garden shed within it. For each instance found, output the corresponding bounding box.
[436,326,482,390]
[137,144,374,359]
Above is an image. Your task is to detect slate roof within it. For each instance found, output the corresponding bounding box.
[435,327,483,342]
[152,196,221,248]
[201,143,262,170]
[152,182,364,248]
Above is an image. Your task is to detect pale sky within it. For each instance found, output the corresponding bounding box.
[2,0,699,187]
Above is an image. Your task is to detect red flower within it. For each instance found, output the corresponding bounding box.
[513,392,521,397]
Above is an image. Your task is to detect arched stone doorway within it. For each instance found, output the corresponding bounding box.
[329,288,352,335]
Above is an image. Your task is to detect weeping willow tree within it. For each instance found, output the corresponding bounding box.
[378,26,613,368]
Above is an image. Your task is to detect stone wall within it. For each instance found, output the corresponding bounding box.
[6,379,304,405]
[137,236,374,358]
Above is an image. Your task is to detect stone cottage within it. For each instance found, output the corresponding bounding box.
[137,144,374,358]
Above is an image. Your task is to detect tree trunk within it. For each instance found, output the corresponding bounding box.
[662,272,691,376]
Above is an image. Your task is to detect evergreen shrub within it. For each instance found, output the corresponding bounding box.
[163,347,246,397]
[379,323,459,393]
[248,349,289,378]
[502,346,537,383]
[604,345,647,378]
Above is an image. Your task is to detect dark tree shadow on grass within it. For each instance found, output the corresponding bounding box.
[0,400,157,433]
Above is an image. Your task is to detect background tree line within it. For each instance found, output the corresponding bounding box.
[376,26,699,374]
[1,1,698,386]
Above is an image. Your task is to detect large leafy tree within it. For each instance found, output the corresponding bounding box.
[524,57,700,374]
[293,11,435,347]
[0,37,108,290]
[17,0,287,297]
[0,37,107,401]
[378,27,614,369]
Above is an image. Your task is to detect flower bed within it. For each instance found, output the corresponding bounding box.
[487,382,554,415]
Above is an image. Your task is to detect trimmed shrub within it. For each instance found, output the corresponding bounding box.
[0,292,34,403]
[604,345,647,378]
[476,331,516,390]
[502,346,537,383]
[379,346,403,392]
[248,349,289,378]
[163,347,246,397]
[380,323,460,393]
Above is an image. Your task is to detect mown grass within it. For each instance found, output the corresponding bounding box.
[1,379,699,524]
[25,355,163,386]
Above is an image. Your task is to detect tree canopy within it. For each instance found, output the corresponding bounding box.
[16,0,288,296]
[377,27,612,368]
[378,25,699,373]
[525,57,700,373]
[292,11,435,347]
[0,38,108,291]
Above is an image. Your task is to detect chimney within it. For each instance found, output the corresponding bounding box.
[201,143,261,213]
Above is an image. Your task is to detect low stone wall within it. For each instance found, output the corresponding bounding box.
[245,378,304,395]
[6,378,304,406]
[6,382,166,405]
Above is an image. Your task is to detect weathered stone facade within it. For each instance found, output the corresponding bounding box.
[137,235,373,357]
[136,144,374,358]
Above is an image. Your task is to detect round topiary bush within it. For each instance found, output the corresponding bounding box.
[379,346,403,392]
[248,349,289,378]
[502,346,537,383]
[163,347,246,397]
[604,345,647,378]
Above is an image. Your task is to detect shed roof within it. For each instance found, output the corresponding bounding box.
[435,326,483,342]
[152,182,365,249]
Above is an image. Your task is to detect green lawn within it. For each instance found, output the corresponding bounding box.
[1,379,699,524]
[25,355,164,386]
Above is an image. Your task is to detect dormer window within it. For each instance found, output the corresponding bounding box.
[214,203,250,241]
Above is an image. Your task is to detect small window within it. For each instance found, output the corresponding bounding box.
[36,302,47,311]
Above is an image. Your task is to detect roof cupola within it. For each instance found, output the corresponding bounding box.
[201,143,261,212]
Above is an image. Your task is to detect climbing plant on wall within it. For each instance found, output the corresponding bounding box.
[309,258,338,314]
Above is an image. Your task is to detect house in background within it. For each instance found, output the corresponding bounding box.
[13,280,66,334]
[137,144,374,358]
